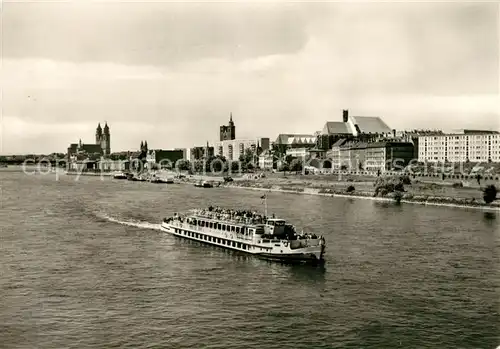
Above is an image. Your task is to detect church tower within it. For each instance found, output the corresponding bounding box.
[96,123,103,144]
[102,122,111,156]
[219,113,236,141]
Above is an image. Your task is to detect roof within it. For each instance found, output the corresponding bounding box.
[350,116,392,134]
[150,149,183,154]
[68,143,78,152]
[322,122,352,135]
[275,134,316,145]
[343,141,368,150]
[341,141,413,150]
[80,144,102,154]
[331,139,347,148]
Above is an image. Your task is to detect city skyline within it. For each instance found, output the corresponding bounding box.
[1,1,499,155]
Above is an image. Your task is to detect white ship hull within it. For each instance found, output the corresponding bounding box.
[161,221,325,264]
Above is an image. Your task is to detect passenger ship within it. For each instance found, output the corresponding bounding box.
[161,206,326,264]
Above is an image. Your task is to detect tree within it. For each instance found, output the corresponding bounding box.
[290,158,303,173]
[176,160,191,171]
[239,148,257,171]
[483,185,497,204]
[193,160,205,173]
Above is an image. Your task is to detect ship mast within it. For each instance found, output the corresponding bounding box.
[261,194,268,217]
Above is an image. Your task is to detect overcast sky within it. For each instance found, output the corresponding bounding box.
[1,1,499,154]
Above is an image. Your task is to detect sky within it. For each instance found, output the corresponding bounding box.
[1,0,499,154]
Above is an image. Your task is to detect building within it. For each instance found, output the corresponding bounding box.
[220,113,236,141]
[418,130,500,163]
[273,134,316,158]
[187,143,214,162]
[98,159,129,172]
[338,141,414,172]
[258,150,277,170]
[212,138,270,161]
[318,109,393,150]
[326,139,348,169]
[67,123,111,166]
[146,149,186,169]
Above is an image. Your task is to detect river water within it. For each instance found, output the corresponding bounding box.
[1,170,499,348]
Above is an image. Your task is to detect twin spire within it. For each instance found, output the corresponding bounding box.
[96,122,109,135]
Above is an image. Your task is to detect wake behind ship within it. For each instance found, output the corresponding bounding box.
[161,206,326,264]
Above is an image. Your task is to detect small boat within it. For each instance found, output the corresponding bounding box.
[150,177,174,184]
[127,173,146,181]
[113,172,128,179]
[194,180,213,188]
[161,205,326,265]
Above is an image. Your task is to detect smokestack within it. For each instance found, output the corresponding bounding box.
[342,109,349,122]
[392,129,396,138]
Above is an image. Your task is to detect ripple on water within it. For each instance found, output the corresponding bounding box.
[0,172,499,349]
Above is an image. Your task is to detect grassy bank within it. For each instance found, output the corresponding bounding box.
[224,174,500,210]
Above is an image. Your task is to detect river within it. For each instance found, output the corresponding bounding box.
[1,170,498,348]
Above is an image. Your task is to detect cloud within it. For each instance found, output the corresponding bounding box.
[2,1,308,65]
[1,2,499,154]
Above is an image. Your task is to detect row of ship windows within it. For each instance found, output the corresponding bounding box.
[175,228,250,250]
[192,220,248,235]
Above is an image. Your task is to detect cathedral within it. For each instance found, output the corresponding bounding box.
[67,123,111,162]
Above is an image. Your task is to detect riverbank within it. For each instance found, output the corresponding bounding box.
[65,171,114,177]
[222,178,500,211]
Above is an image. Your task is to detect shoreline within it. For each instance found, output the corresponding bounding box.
[6,169,498,211]
[223,183,500,211]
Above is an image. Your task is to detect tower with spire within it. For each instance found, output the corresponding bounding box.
[219,112,236,141]
[95,123,102,144]
[95,122,111,157]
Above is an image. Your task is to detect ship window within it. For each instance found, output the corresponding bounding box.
[210,222,214,228]
[237,243,241,248]
[236,227,240,234]
[231,226,235,232]
[217,223,221,230]
[232,242,236,247]
[201,221,205,227]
